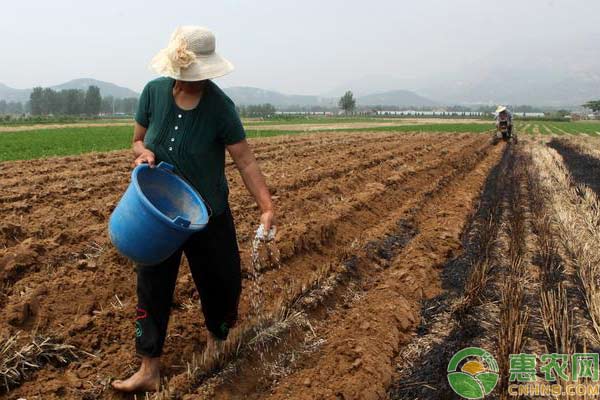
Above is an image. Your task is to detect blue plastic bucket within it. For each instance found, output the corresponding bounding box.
[108,162,209,265]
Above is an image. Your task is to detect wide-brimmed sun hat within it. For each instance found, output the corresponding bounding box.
[150,26,234,81]
[496,105,507,113]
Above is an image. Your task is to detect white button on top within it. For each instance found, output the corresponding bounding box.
[174,126,179,130]
[171,138,175,142]
[178,114,182,118]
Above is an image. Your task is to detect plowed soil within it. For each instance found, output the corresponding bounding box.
[0,132,504,399]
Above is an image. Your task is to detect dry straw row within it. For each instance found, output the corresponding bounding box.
[525,151,574,356]
[557,136,600,160]
[498,156,530,399]
[529,143,600,346]
[540,283,574,355]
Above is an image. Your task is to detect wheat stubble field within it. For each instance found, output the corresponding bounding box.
[2,128,600,399]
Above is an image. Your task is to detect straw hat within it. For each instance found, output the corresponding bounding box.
[150,26,234,81]
[496,105,507,113]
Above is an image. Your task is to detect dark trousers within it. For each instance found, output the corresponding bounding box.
[135,207,241,358]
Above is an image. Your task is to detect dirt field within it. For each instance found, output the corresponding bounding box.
[2,131,600,399]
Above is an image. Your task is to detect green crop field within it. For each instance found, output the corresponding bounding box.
[0,116,133,127]
[516,121,600,135]
[1,126,134,162]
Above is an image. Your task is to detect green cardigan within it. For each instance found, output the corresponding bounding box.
[136,77,245,216]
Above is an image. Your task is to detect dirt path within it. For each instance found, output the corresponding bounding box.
[0,122,133,132]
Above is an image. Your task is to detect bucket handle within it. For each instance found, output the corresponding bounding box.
[156,162,213,227]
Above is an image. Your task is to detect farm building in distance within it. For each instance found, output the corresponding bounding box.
[376,110,548,118]
[376,110,488,117]
[274,111,334,116]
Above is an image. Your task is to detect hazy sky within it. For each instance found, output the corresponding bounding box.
[1,0,599,95]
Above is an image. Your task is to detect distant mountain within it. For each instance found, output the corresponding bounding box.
[357,90,437,107]
[529,74,600,107]
[419,38,600,107]
[223,86,436,108]
[51,78,139,99]
[5,74,593,108]
[223,86,335,107]
[1,80,437,108]
[322,74,424,98]
[422,68,600,107]
[0,78,139,103]
[0,83,30,103]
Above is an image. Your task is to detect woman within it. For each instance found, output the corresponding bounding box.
[112,26,275,392]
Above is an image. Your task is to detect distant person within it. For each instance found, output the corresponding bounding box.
[495,105,513,139]
[111,26,275,393]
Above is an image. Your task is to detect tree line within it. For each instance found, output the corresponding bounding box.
[583,100,600,113]
[0,100,25,114]
[30,86,100,115]
[236,103,276,118]
[29,85,138,116]
[0,86,139,116]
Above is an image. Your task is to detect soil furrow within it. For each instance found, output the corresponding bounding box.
[179,135,503,400]
[152,137,497,398]
[1,132,500,400]
[0,135,451,296]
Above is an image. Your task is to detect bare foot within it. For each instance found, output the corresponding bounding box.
[112,357,160,393]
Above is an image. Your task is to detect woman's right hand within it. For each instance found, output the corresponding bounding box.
[134,149,156,167]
